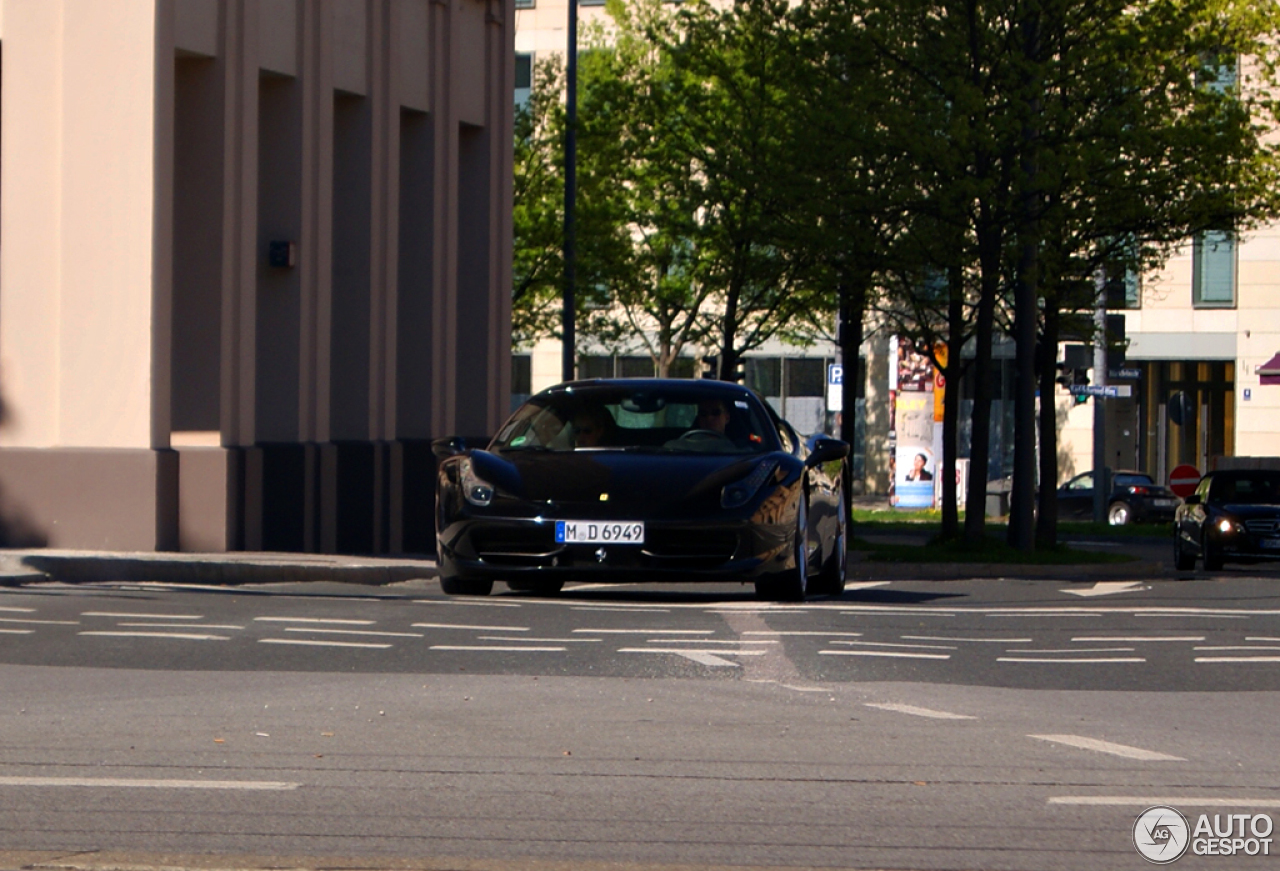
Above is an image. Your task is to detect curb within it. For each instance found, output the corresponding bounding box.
[0,550,439,587]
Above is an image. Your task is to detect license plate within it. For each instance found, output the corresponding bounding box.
[1261,539,1280,550]
[556,521,645,544]
[1153,499,1176,507]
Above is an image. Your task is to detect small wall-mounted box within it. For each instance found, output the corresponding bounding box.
[268,240,297,268]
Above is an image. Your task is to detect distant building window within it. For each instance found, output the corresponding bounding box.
[515,52,533,111]
[511,354,533,411]
[580,0,606,5]
[1105,267,1142,310]
[618,356,654,378]
[515,0,534,8]
[579,355,612,380]
[786,358,826,397]
[1192,231,1236,308]
[669,357,696,379]
[746,357,782,397]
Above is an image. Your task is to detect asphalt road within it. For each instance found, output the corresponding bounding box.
[2,572,1279,871]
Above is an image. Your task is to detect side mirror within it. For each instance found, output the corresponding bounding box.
[431,436,467,461]
[1183,493,1200,506]
[805,437,850,468]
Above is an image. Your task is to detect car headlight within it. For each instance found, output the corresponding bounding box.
[460,460,495,507]
[722,460,779,509]
[1217,518,1238,534]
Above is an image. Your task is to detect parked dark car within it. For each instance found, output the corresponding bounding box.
[1056,470,1180,525]
[1174,470,1280,570]
[433,379,849,601]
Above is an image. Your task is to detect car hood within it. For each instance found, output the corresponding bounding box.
[1216,503,1280,519]
[474,448,784,511]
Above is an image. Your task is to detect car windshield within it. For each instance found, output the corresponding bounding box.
[490,384,780,455]
[1114,474,1155,488]
[1210,472,1280,505]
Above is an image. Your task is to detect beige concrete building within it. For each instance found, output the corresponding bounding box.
[0,0,514,554]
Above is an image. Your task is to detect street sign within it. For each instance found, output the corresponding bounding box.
[1109,368,1141,380]
[1169,464,1201,499]
[1068,384,1132,398]
[827,363,844,412]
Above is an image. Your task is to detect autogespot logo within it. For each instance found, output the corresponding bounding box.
[1134,806,1191,864]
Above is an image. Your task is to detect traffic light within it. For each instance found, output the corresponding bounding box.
[1055,363,1073,390]
[1072,368,1090,404]
[699,355,717,379]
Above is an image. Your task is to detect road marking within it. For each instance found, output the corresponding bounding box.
[1137,613,1247,619]
[477,635,602,643]
[79,631,229,641]
[1194,645,1280,651]
[986,612,1104,618]
[571,607,670,613]
[414,598,523,607]
[0,776,298,790]
[0,629,33,635]
[902,635,1032,643]
[117,622,243,630]
[0,618,76,625]
[620,648,767,656]
[575,628,713,635]
[1007,647,1136,654]
[81,612,203,620]
[1195,656,1280,663]
[844,582,891,591]
[705,609,809,615]
[829,640,958,650]
[743,630,863,637]
[412,622,530,632]
[618,648,754,667]
[865,702,976,720]
[819,650,950,660]
[1247,636,1280,642]
[1049,796,1280,808]
[429,645,566,652]
[1072,636,1204,642]
[999,657,1145,663]
[1030,734,1184,761]
[645,638,777,644]
[255,617,374,625]
[0,607,35,613]
[284,628,424,638]
[259,638,391,649]
[1061,581,1149,598]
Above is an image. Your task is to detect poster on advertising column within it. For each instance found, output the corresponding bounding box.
[893,337,938,509]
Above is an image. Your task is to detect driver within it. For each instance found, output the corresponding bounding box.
[693,399,731,434]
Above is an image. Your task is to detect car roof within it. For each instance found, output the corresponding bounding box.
[551,378,754,395]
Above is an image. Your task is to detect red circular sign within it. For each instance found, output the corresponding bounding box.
[1169,464,1202,498]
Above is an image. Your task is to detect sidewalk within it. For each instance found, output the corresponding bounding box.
[0,549,439,588]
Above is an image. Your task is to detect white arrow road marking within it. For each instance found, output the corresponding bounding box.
[1030,734,1184,761]
[618,648,768,667]
[865,702,976,720]
[1061,582,1149,598]
[0,776,298,790]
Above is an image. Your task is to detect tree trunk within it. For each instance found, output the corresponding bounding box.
[940,268,964,541]
[963,233,1000,547]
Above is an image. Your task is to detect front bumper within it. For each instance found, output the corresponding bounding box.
[438,516,791,582]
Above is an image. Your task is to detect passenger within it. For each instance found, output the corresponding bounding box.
[572,406,616,448]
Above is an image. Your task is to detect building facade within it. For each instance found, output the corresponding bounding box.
[0,0,514,553]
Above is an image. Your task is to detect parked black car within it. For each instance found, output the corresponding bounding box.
[1055,469,1180,525]
[433,379,850,601]
[1174,469,1280,570]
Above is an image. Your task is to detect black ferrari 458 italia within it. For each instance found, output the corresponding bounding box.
[433,379,850,601]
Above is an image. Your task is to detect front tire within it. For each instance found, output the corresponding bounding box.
[1108,501,1131,526]
[812,485,848,597]
[756,498,809,602]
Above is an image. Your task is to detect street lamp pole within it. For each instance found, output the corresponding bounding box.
[561,0,579,383]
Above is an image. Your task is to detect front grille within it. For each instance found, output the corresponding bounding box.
[472,526,555,559]
[645,528,739,561]
[1244,518,1280,535]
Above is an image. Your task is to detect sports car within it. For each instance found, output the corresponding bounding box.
[1174,469,1280,570]
[433,379,850,600]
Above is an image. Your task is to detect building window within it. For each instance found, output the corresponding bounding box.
[511,354,533,411]
[785,358,826,397]
[1106,267,1142,310]
[1192,231,1236,308]
[579,355,612,380]
[618,356,654,378]
[745,357,782,397]
[515,52,533,111]
[515,0,534,8]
